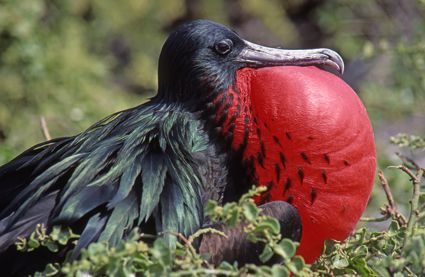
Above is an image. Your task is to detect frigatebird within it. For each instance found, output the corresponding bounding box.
[0,19,354,274]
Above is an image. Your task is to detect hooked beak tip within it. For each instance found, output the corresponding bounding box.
[322,49,345,75]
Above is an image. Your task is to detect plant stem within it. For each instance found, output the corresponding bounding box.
[360,214,390,222]
[401,167,423,250]
[361,170,406,225]
[171,268,239,276]
[39,116,51,141]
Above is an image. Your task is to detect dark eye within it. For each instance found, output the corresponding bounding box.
[214,39,233,55]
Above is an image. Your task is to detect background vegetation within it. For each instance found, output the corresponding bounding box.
[0,0,424,275]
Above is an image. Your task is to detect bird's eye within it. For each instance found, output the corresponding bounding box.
[214,39,233,55]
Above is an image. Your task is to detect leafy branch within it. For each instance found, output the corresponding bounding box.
[313,156,425,276]
[16,224,79,253]
[390,133,425,149]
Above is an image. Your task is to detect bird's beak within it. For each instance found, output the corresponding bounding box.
[237,40,344,75]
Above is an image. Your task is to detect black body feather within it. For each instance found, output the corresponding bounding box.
[0,102,229,274]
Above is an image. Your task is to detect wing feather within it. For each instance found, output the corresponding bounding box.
[0,103,211,260]
[98,191,139,247]
[139,152,167,222]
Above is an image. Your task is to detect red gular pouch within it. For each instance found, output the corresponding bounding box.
[225,66,376,263]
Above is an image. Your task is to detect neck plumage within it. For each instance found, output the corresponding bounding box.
[204,68,268,202]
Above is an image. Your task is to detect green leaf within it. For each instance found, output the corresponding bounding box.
[49,226,61,241]
[355,245,369,257]
[332,255,349,269]
[278,239,297,258]
[389,220,400,232]
[86,242,108,258]
[222,202,237,221]
[41,263,60,276]
[351,256,378,277]
[204,200,218,217]
[371,265,391,277]
[27,236,40,250]
[242,201,259,221]
[290,256,305,273]
[274,239,297,261]
[49,226,79,246]
[227,209,240,226]
[254,218,281,235]
[271,265,289,277]
[151,239,172,267]
[260,245,274,263]
[218,261,236,271]
[45,241,59,253]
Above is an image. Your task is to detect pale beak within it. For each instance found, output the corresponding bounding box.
[236,40,344,75]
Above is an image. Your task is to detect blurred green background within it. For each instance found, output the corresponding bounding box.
[0,0,424,217]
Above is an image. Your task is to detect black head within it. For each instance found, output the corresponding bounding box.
[157,20,245,102]
[156,19,344,104]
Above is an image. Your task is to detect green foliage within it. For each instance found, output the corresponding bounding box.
[390,133,425,149]
[313,221,425,276]
[26,187,309,276]
[0,0,158,156]
[206,187,308,274]
[313,162,425,276]
[16,224,79,253]
[313,223,425,276]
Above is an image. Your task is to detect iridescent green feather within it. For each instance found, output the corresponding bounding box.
[0,102,210,256]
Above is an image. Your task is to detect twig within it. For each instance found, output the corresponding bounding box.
[361,170,407,225]
[396,152,423,171]
[171,268,239,276]
[39,116,51,141]
[139,233,158,239]
[379,170,396,208]
[159,231,191,247]
[401,167,423,250]
[360,215,390,222]
[188,227,227,245]
[392,165,422,183]
[159,231,197,257]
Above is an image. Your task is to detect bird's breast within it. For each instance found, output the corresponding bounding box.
[214,66,376,263]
